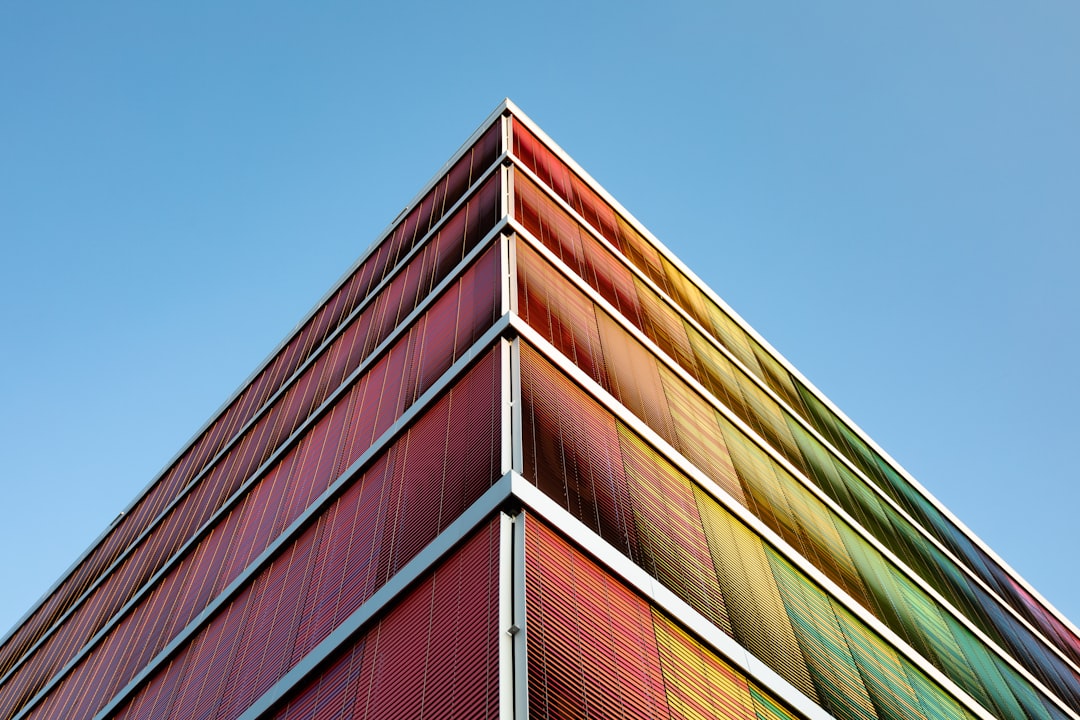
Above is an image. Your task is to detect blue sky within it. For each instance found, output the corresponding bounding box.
[1,1,1077,642]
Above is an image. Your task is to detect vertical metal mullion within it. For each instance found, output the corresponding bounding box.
[505,232,519,318]
[499,150,515,226]
[500,109,513,158]
[509,338,523,476]
[512,511,529,719]
[501,231,522,478]
[499,233,510,320]
[500,337,514,477]
[499,511,515,720]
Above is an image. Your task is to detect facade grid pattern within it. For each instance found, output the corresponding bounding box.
[0,100,1076,720]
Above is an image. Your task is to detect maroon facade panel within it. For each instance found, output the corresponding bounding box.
[0,181,499,710]
[30,347,502,720]
[270,517,501,720]
[4,245,503,720]
[0,121,501,688]
[525,514,670,720]
[514,170,646,333]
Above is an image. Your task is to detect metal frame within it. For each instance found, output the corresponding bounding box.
[102,465,831,720]
[509,324,528,718]
[8,98,1075,720]
[508,301,524,478]
[510,323,1008,720]
[58,289,1018,720]
[510,510,529,720]
[0,207,514,694]
[499,512,516,720]
[14,324,515,720]
[499,303,515,478]
[228,476,518,720]
[0,123,512,655]
[509,476,837,720]
[505,149,1080,679]
[509,215,1080,697]
[504,98,1079,640]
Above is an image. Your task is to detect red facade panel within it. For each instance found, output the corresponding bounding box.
[519,333,640,564]
[3,248,502,720]
[513,169,645,330]
[0,122,501,686]
[3,233,500,714]
[14,102,1075,720]
[524,513,802,720]
[35,348,502,720]
[272,517,501,720]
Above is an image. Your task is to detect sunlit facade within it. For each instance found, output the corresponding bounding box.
[1,100,1078,720]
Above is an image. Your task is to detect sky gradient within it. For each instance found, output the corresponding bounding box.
[1,2,1077,639]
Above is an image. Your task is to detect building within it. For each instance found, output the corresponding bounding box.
[1,99,1078,720]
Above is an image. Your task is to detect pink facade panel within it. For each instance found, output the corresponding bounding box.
[0,122,501,688]
[35,348,502,719]
[272,517,501,720]
[2,245,502,720]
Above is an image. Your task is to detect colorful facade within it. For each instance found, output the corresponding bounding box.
[1,100,1078,720]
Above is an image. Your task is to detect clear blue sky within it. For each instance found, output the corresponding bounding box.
[1,2,1077,639]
